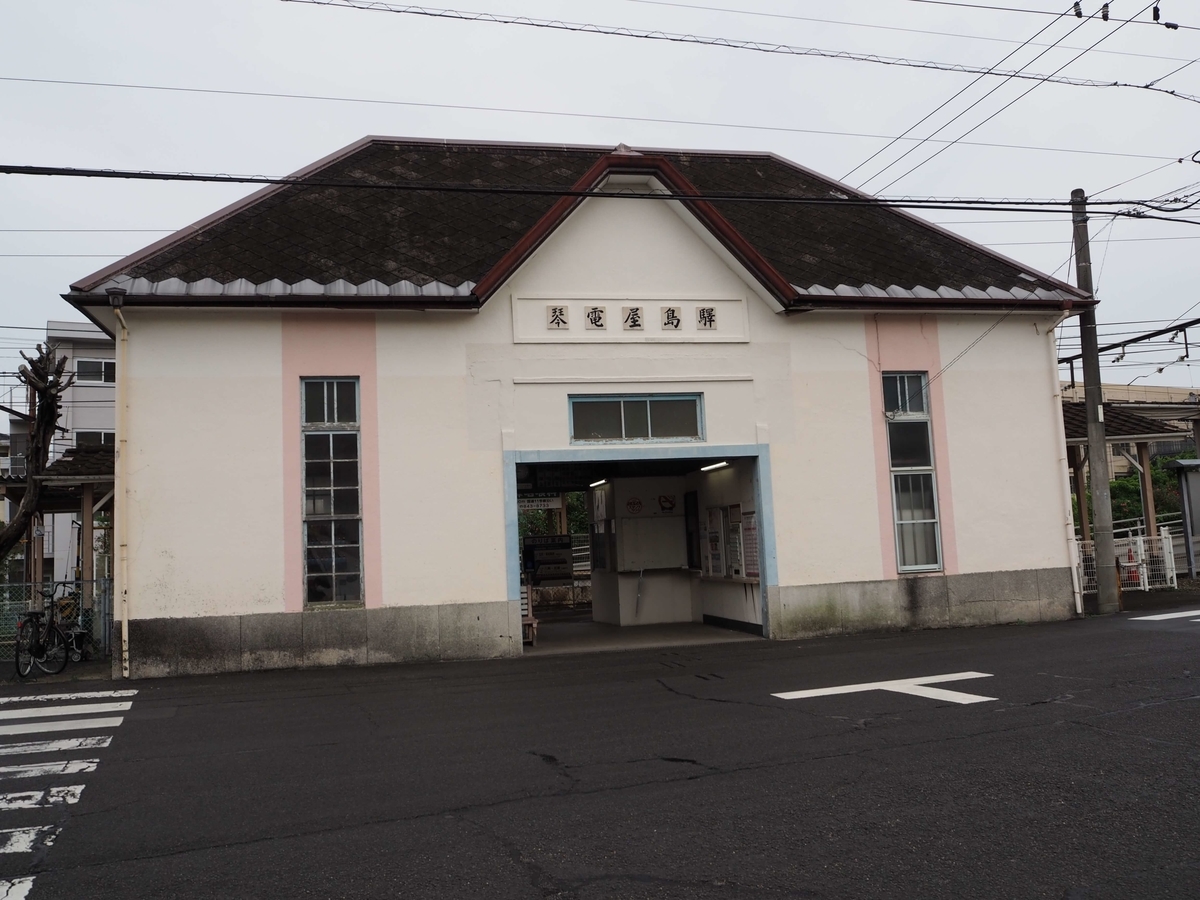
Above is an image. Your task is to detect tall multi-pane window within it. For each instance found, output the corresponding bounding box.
[301,379,362,606]
[883,372,941,572]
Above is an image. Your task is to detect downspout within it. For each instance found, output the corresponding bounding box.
[106,288,131,678]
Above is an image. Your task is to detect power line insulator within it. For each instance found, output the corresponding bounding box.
[1074,2,1083,18]
[1153,4,1161,22]
[1101,3,1109,21]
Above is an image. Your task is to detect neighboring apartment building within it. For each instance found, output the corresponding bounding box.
[4,320,115,581]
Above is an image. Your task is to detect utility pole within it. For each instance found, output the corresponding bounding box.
[1072,188,1119,613]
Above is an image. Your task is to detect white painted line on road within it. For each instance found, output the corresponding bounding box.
[1129,609,1200,621]
[0,759,97,781]
[0,701,132,722]
[0,690,137,706]
[0,717,124,737]
[0,736,112,757]
[0,826,57,853]
[0,786,84,811]
[0,877,33,900]
[773,671,997,705]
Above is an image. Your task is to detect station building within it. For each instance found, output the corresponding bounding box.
[64,138,1089,677]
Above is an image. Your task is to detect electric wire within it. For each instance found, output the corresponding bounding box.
[8,162,1200,216]
[1,75,1183,164]
[277,0,1200,105]
[619,0,1194,61]
[875,2,1159,191]
[903,0,1198,31]
[847,2,1082,184]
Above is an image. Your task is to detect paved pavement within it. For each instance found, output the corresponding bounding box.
[0,607,1198,899]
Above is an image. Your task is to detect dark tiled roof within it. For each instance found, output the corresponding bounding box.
[1062,402,1188,443]
[72,138,1083,307]
[40,446,115,480]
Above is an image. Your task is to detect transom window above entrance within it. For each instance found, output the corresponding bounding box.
[570,394,704,443]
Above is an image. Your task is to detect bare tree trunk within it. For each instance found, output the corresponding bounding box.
[0,345,73,563]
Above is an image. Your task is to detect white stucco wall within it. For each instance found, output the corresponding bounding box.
[117,191,1075,623]
[123,311,285,618]
[374,305,510,607]
[938,314,1072,573]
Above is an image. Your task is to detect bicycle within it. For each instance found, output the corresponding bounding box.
[14,584,71,679]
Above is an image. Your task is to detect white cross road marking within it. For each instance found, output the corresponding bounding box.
[0,701,132,722]
[0,736,112,757]
[1129,609,1200,621]
[0,787,83,810]
[0,826,58,853]
[0,877,33,899]
[772,671,997,705]
[0,787,84,811]
[0,690,137,706]
[0,760,97,781]
[0,717,124,737]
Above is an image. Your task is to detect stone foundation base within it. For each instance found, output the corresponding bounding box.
[125,601,521,679]
[767,567,1076,640]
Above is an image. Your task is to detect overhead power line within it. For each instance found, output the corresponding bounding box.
[6,162,1200,218]
[278,0,1200,105]
[620,0,1194,61]
[849,2,1088,185]
[2,75,1182,164]
[904,0,1197,31]
[874,2,1159,191]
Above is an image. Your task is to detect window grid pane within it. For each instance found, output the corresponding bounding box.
[302,378,362,606]
[884,372,940,571]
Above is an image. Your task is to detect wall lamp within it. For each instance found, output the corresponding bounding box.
[589,479,608,488]
[700,461,729,472]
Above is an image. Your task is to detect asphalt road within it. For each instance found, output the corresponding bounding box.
[2,607,1199,900]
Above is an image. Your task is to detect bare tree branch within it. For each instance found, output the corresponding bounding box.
[0,344,76,565]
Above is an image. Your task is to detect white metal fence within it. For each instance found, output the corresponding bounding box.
[1076,530,1177,594]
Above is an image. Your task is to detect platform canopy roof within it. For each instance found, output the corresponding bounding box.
[66,137,1087,324]
[1062,402,1189,446]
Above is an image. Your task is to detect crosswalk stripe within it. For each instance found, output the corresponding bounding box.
[0,826,57,853]
[0,760,97,781]
[0,690,137,706]
[0,736,112,757]
[0,787,84,811]
[0,717,124,737]
[0,877,33,899]
[0,701,132,722]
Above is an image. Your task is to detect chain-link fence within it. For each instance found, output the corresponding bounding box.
[0,581,113,662]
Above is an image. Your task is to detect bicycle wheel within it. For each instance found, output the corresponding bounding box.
[35,625,68,675]
[14,619,34,679]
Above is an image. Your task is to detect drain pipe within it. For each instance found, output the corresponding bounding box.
[634,568,644,622]
[107,288,131,679]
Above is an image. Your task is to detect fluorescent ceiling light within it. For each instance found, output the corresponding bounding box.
[589,479,608,488]
[700,461,729,472]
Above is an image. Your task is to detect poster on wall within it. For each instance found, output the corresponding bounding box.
[742,511,760,580]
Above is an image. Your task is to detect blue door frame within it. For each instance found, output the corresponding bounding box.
[503,444,779,633]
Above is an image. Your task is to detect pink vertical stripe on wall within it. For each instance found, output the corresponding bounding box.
[865,315,959,579]
[282,313,384,612]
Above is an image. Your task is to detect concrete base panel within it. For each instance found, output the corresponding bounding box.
[127,601,520,679]
[769,567,1076,641]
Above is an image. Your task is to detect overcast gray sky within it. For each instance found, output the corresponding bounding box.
[2,0,1198,388]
